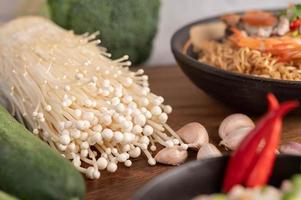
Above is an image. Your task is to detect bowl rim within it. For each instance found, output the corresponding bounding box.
[133,156,227,200]
[170,9,301,88]
[133,154,301,199]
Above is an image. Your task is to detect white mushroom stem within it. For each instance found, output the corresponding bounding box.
[164,123,185,144]
[0,17,188,179]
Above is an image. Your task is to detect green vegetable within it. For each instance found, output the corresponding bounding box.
[288,4,301,20]
[38,1,51,18]
[0,106,85,200]
[0,191,19,200]
[47,0,160,65]
[291,30,299,37]
[212,194,228,200]
[261,186,269,193]
[291,174,301,189]
[282,175,301,200]
[280,4,301,21]
[282,192,301,200]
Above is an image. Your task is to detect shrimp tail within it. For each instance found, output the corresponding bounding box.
[267,41,301,61]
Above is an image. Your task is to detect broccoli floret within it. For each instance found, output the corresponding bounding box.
[0,190,19,200]
[47,0,160,64]
[212,194,228,200]
[291,174,301,189]
[282,175,301,200]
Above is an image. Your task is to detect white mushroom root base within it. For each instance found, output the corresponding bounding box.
[0,17,188,179]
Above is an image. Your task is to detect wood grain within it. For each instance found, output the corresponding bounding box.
[85,65,301,200]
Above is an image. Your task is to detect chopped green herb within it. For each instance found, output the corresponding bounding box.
[286,4,301,20]
[291,30,299,37]
[291,175,301,190]
[212,194,228,200]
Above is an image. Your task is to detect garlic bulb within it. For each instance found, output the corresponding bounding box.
[280,142,301,155]
[155,147,188,165]
[219,113,255,139]
[196,143,222,160]
[176,122,209,149]
[219,127,253,150]
[0,17,188,179]
[219,113,254,150]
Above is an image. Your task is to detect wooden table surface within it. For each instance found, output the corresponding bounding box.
[85,65,301,200]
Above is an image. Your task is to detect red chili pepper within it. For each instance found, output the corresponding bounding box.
[222,93,298,192]
[290,18,301,31]
[246,102,294,186]
[267,93,279,111]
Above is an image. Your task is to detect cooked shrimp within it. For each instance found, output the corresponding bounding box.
[229,28,282,50]
[229,28,301,61]
[267,41,301,61]
[242,11,277,27]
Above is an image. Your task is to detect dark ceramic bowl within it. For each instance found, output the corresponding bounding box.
[171,13,301,114]
[133,155,301,200]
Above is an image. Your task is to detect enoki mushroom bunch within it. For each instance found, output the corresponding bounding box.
[0,17,187,179]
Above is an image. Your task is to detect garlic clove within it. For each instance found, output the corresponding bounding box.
[219,126,253,150]
[219,113,254,139]
[280,142,301,155]
[176,122,209,149]
[155,147,188,165]
[196,143,222,160]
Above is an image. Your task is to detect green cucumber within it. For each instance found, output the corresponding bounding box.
[0,190,20,200]
[0,106,85,200]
